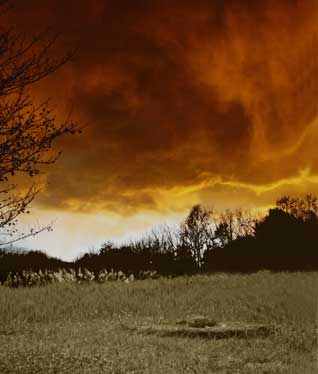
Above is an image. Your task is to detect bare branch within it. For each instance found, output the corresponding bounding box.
[0,4,79,241]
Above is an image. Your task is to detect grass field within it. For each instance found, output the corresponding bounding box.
[0,271,317,373]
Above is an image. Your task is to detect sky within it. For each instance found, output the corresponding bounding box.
[5,0,318,260]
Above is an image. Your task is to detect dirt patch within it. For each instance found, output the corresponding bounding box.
[134,321,279,339]
[176,315,217,328]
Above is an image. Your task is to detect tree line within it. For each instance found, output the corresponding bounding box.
[77,194,318,274]
[1,194,318,281]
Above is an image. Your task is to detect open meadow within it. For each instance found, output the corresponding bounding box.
[0,271,317,373]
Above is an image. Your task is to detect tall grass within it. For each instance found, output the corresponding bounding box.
[1,271,316,331]
[2,268,156,287]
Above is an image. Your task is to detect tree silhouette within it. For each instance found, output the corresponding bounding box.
[276,194,318,220]
[252,195,318,270]
[0,2,79,244]
[179,205,214,267]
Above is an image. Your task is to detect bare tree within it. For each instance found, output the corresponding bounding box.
[0,2,79,244]
[235,209,257,237]
[148,224,178,254]
[179,205,215,266]
[276,195,318,221]
[213,209,257,247]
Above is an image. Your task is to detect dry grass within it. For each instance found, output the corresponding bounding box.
[0,271,317,373]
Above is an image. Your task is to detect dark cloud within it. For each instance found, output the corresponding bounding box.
[7,0,318,213]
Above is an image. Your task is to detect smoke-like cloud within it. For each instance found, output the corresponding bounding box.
[8,0,318,214]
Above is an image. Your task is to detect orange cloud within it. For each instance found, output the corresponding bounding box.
[6,0,318,216]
